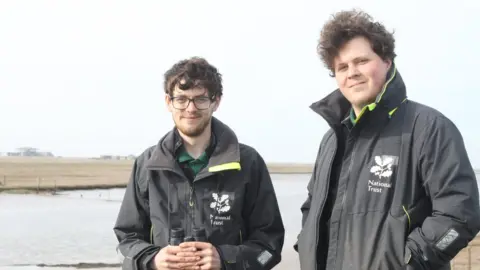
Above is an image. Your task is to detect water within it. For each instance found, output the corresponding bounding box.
[1,173,479,269]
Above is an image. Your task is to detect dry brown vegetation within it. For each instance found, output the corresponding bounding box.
[0,157,313,191]
[0,157,133,191]
[0,157,478,269]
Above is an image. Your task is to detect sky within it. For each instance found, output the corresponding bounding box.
[0,0,479,167]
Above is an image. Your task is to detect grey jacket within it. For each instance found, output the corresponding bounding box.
[114,117,285,270]
[295,65,480,269]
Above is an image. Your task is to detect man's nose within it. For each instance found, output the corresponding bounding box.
[185,99,198,113]
[347,65,360,79]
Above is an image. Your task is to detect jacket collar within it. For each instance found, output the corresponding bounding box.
[146,117,241,173]
[174,129,217,162]
[310,63,407,128]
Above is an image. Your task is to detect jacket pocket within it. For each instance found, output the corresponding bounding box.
[402,196,430,231]
[370,211,410,269]
[379,196,430,270]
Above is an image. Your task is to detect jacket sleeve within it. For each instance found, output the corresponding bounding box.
[294,136,326,253]
[293,164,316,252]
[406,116,480,269]
[216,151,285,270]
[113,158,161,270]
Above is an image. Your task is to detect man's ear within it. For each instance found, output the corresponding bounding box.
[212,96,221,112]
[165,94,172,112]
[385,58,393,70]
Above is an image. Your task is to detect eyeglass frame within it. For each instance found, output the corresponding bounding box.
[169,94,217,110]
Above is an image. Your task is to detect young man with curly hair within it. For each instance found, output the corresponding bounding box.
[295,9,480,270]
[114,57,285,270]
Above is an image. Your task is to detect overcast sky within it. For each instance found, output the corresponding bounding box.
[1,0,479,167]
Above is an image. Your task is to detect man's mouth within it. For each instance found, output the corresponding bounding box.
[350,81,366,88]
[183,116,201,120]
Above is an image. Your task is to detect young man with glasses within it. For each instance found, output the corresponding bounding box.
[114,57,285,270]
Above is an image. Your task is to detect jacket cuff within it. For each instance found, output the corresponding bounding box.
[140,247,161,270]
[215,246,227,270]
[404,244,426,270]
[121,242,155,270]
[216,245,242,269]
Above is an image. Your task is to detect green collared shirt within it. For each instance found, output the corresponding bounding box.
[175,132,216,178]
[349,108,357,125]
[177,150,209,176]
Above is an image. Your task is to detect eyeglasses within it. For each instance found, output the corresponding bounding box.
[169,95,215,110]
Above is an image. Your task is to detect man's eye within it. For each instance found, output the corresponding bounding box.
[176,97,188,103]
[195,97,209,103]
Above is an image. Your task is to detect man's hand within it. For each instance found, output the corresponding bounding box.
[179,242,222,270]
[152,245,200,270]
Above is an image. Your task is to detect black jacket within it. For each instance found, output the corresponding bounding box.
[114,117,285,270]
[295,65,480,269]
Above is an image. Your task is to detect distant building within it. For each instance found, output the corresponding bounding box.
[7,147,54,157]
[99,154,136,160]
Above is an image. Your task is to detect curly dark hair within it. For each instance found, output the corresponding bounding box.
[164,57,223,97]
[317,9,396,76]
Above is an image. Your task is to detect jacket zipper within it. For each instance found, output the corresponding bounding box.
[187,184,193,239]
[314,135,337,270]
[189,186,194,207]
[150,225,154,244]
[149,166,201,242]
[333,135,358,269]
[188,172,212,238]
[340,146,356,207]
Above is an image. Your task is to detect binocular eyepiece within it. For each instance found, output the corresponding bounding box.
[169,227,207,246]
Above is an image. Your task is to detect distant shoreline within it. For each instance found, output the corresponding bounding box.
[1,157,478,194]
[0,157,313,194]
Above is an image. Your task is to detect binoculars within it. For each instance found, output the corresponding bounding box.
[169,227,207,246]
